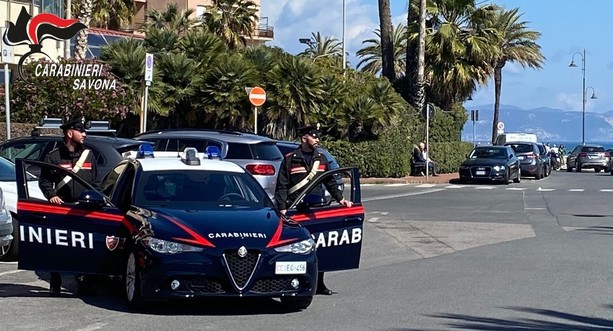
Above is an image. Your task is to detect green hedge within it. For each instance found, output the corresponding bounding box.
[323,139,474,178]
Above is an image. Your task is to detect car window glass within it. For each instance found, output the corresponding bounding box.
[470,148,506,159]
[102,163,127,197]
[295,169,353,209]
[581,146,605,153]
[225,143,252,159]
[506,144,533,153]
[0,142,48,162]
[143,138,168,151]
[114,165,136,211]
[250,143,283,161]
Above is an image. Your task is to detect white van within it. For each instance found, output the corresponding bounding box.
[494,133,538,145]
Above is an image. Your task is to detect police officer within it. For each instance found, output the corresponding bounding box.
[274,126,352,295]
[38,118,98,296]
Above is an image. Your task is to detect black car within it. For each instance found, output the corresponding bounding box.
[459,146,521,184]
[0,133,146,179]
[14,147,364,310]
[504,141,545,179]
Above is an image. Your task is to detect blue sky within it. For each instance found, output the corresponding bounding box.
[262,0,613,113]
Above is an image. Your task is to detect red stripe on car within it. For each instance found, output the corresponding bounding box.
[290,205,365,222]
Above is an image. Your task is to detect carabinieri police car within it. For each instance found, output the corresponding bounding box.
[15,145,364,310]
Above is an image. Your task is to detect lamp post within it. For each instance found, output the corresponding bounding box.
[569,49,597,145]
[342,0,346,70]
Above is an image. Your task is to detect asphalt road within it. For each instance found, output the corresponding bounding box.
[3,170,613,330]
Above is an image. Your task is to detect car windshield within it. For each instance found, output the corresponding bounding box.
[0,157,36,181]
[506,144,533,153]
[469,148,507,159]
[135,170,274,209]
[581,146,605,153]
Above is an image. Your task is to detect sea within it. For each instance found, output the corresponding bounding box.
[470,140,613,150]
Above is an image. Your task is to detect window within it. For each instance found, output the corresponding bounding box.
[225,143,252,159]
[250,143,283,161]
[0,142,49,162]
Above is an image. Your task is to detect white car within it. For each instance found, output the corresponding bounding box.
[0,157,45,261]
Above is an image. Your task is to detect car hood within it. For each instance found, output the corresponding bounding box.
[462,158,506,166]
[145,207,307,248]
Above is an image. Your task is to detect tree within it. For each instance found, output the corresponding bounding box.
[75,0,93,59]
[378,0,395,81]
[141,3,197,34]
[299,32,343,66]
[485,7,545,143]
[72,0,138,30]
[356,24,407,77]
[202,0,259,50]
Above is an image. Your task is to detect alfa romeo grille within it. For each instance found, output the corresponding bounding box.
[185,278,225,293]
[223,250,261,291]
[251,277,292,293]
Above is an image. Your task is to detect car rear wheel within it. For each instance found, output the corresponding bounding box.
[125,252,145,310]
[567,163,573,172]
[513,170,521,183]
[280,296,313,310]
[0,217,19,261]
[595,168,601,173]
[576,162,582,172]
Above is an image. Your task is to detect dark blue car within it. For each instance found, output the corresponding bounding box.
[14,147,364,310]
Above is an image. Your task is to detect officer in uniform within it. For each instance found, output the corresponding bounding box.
[274,126,353,295]
[38,118,98,296]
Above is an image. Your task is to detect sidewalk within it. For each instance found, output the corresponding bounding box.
[360,172,459,185]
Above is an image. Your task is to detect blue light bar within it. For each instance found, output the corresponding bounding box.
[137,144,155,158]
[204,146,222,160]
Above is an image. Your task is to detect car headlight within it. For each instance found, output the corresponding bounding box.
[274,238,315,255]
[460,165,469,169]
[146,238,204,254]
[493,165,506,171]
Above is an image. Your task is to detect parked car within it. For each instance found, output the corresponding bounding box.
[14,147,364,310]
[459,145,521,184]
[536,142,551,177]
[0,157,45,261]
[135,129,284,198]
[504,141,544,179]
[567,144,610,173]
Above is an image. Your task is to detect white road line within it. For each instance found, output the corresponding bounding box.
[506,188,527,191]
[525,207,547,210]
[0,269,24,277]
[600,189,613,192]
[445,185,466,189]
[568,189,584,192]
[385,183,409,187]
[415,184,437,188]
[537,187,555,192]
[474,186,495,190]
[363,188,446,202]
[76,322,108,331]
[361,183,376,187]
[380,212,389,215]
[367,217,380,223]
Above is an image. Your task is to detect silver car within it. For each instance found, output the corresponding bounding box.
[135,130,283,198]
[567,144,610,173]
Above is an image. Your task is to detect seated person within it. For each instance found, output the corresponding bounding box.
[417,142,438,176]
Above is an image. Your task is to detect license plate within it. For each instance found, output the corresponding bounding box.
[476,170,486,175]
[275,262,307,275]
[518,156,524,160]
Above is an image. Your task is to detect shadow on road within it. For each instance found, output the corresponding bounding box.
[395,306,613,330]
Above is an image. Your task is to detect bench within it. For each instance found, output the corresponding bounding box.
[410,156,427,176]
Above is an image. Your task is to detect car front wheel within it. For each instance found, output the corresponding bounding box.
[0,216,19,261]
[513,170,521,183]
[125,252,145,310]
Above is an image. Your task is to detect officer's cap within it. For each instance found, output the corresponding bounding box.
[60,118,86,133]
[298,126,320,138]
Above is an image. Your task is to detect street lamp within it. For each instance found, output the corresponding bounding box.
[568,49,597,145]
[342,0,346,70]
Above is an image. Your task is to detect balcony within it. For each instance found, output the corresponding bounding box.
[252,17,274,40]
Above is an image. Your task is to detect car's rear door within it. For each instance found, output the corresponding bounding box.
[285,167,364,272]
[15,159,132,275]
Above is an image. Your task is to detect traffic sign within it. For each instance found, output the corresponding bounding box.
[497,121,505,130]
[249,86,266,107]
[1,28,15,64]
[144,53,154,82]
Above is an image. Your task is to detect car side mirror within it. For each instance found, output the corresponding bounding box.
[77,190,106,208]
[509,154,514,159]
[465,153,469,158]
[297,194,329,211]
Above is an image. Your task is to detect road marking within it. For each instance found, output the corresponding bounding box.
[568,189,584,192]
[380,212,389,215]
[600,189,613,192]
[385,183,409,187]
[367,217,379,223]
[537,187,555,192]
[506,188,527,191]
[361,183,376,187]
[474,186,495,190]
[76,322,108,331]
[0,269,24,277]
[415,184,437,188]
[363,188,446,202]
[525,207,547,210]
[445,185,466,189]
[0,261,17,265]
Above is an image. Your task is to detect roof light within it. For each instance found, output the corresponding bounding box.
[137,144,155,158]
[182,147,201,165]
[204,146,222,160]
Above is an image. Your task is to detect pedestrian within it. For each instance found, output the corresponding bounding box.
[416,142,439,176]
[38,117,98,296]
[274,126,353,295]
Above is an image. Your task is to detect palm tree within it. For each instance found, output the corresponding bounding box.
[485,6,545,143]
[141,3,197,35]
[300,32,343,65]
[356,24,407,77]
[202,0,259,50]
[75,0,93,59]
[72,0,137,30]
[378,0,395,81]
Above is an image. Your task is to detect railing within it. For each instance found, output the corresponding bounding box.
[253,17,274,39]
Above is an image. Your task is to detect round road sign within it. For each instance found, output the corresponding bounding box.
[249,86,266,107]
[497,121,505,130]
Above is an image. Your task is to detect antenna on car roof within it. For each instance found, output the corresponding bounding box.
[176,140,180,158]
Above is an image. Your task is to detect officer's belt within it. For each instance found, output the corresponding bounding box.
[55,149,91,191]
[289,160,320,194]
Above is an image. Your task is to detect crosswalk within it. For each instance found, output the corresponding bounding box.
[361,183,613,193]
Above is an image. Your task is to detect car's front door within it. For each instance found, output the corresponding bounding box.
[15,159,132,275]
[285,167,364,272]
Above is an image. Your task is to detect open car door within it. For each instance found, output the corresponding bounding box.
[286,167,364,272]
[15,159,130,275]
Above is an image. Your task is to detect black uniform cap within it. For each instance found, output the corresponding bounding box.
[298,126,320,138]
[60,118,86,133]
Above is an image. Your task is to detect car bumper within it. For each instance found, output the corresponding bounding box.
[578,160,608,168]
[459,167,507,182]
[139,251,318,300]
[519,164,539,175]
[0,210,13,246]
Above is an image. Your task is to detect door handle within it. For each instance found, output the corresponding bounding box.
[344,216,362,222]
